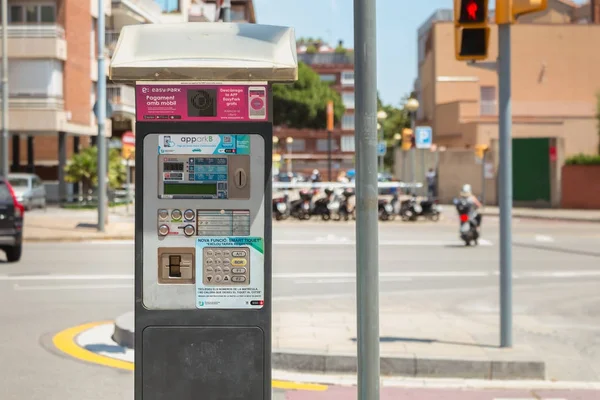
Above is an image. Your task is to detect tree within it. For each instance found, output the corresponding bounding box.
[64,146,127,197]
[273,62,345,129]
[597,92,600,154]
[377,92,412,170]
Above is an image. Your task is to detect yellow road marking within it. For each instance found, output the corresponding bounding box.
[53,322,328,392]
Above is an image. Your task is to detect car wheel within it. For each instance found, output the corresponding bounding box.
[6,245,22,262]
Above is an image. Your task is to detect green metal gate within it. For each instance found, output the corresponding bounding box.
[512,138,551,204]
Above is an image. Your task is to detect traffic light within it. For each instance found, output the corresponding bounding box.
[474,144,489,160]
[401,128,413,151]
[496,0,547,25]
[454,0,490,61]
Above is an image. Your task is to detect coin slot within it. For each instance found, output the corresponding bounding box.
[169,255,182,277]
[158,248,195,284]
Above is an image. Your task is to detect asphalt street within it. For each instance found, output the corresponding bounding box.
[0,216,599,399]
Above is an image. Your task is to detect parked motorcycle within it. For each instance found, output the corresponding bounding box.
[290,189,314,220]
[399,196,421,222]
[338,188,356,221]
[418,198,442,221]
[311,188,335,220]
[273,192,291,221]
[453,197,479,246]
[378,198,395,221]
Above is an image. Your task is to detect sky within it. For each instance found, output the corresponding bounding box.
[253,0,458,106]
[253,0,589,106]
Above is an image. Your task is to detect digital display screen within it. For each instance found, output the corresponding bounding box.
[164,162,184,171]
[164,183,217,195]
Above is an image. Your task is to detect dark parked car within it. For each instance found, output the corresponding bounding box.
[0,177,24,262]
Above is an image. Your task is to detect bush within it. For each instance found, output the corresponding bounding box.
[565,153,600,165]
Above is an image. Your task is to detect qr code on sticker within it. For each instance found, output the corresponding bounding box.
[223,136,232,144]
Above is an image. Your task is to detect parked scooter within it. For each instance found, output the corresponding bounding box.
[378,198,395,221]
[418,198,442,221]
[290,189,314,220]
[338,188,356,221]
[399,195,421,222]
[453,197,479,246]
[311,188,335,220]
[273,192,291,221]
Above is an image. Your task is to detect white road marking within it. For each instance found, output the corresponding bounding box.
[0,274,133,281]
[292,277,413,284]
[81,239,495,246]
[535,235,555,242]
[275,271,491,279]
[13,283,133,291]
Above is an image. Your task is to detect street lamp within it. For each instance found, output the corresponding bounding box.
[376,111,387,173]
[286,137,294,174]
[405,98,420,194]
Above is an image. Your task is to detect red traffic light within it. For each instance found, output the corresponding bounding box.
[459,0,486,24]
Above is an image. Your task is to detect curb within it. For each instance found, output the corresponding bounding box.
[112,314,545,381]
[24,235,134,243]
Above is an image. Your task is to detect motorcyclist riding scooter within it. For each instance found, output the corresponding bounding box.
[454,184,483,246]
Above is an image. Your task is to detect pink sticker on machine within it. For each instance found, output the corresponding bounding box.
[135,84,268,122]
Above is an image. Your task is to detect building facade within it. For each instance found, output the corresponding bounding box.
[2,0,255,202]
[413,0,600,206]
[415,0,599,156]
[275,43,356,177]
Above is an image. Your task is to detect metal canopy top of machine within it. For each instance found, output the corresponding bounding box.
[109,23,298,83]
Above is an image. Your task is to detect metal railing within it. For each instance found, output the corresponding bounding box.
[0,24,65,38]
[0,94,64,109]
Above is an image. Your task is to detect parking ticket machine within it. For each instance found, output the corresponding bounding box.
[109,23,298,399]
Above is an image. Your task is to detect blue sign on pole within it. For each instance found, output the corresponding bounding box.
[415,126,433,149]
[377,141,386,156]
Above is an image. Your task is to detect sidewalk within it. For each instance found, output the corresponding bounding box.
[480,206,600,223]
[109,293,599,381]
[24,206,134,242]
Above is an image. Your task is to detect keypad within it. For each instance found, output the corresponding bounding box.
[203,247,250,286]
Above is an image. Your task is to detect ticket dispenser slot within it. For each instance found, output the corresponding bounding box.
[110,22,297,400]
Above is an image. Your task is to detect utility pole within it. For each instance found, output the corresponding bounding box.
[353,0,380,398]
[1,0,8,178]
[327,100,334,181]
[97,0,107,232]
[222,0,231,22]
[497,22,513,348]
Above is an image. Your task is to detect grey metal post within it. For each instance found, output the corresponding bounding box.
[498,23,513,348]
[421,149,426,196]
[97,0,107,231]
[378,127,383,173]
[353,0,380,398]
[222,0,231,22]
[481,150,487,206]
[1,0,8,177]
[126,159,131,215]
[410,114,416,194]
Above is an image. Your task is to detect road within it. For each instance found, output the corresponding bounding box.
[0,216,599,399]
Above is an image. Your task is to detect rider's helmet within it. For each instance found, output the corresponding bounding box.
[460,184,472,197]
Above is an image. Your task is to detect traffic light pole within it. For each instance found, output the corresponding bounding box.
[498,23,513,348]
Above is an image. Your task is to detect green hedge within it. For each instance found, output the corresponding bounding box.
[565,153,600,165]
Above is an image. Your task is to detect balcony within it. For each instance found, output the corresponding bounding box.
[106,30,120,56]
[479,100,596,118]
[0,25,67,60]
[107,84,135,116]
[111,0,163,25]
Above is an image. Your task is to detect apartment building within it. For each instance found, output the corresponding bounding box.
[275,42,355,176]
[414,0,600,205]
[3,0,111,202]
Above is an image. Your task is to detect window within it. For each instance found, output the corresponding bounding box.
[319,74,336,83]
[341,71,354,86]
[316,139,339,152]
[287,139,305,152]
[9,60,63,97]
[33,177,43,188]
[156,0,180,13]
[342,92,355,109]
[231,6,246,21]
[10,6,23,23]
[341,114,355,131]
[9,4,55,24]
[341,135,355,152]
[480,86,496,116]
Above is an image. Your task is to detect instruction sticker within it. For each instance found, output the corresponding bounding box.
[158,134,250,155]
[196,237,264,309]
